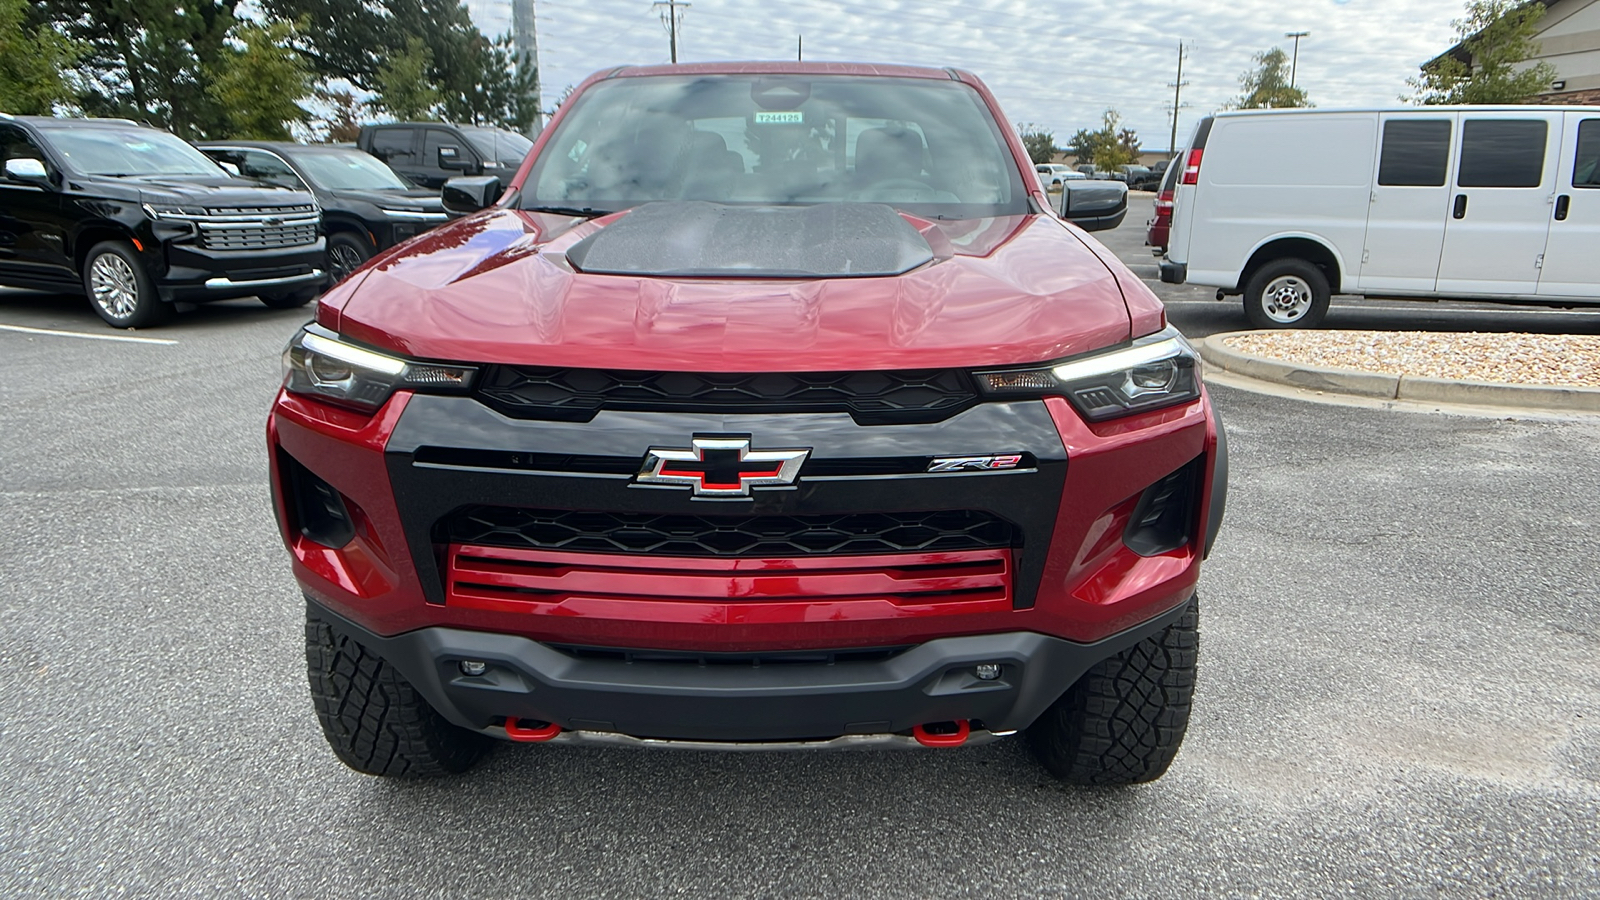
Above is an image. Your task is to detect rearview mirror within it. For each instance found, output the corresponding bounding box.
[4,157,50,184]
[1057,180,1128,232]
[442,176,501,215]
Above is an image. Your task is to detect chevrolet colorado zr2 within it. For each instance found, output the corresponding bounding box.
[269,62,1228,785]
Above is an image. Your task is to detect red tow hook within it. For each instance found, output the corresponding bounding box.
[504,718,562,742]
[912,720,971,748]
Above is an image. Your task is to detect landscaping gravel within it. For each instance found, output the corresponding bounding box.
[1222,331,1600,388]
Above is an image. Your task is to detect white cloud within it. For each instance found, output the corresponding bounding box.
[466,0,1464,150]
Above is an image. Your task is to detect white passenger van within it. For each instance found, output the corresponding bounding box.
[1160,106,1600,328]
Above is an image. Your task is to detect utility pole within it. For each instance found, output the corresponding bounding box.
[1285,31,1309,89]
[1168,42,1189,156]
[652,0,690,64]
[797,34,802,62]
[512,0,542,133]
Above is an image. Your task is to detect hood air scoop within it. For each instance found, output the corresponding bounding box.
[565,201,934,278]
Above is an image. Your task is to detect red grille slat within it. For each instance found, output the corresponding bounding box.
[445,544,1013,619]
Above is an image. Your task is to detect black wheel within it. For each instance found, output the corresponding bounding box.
[259,287,319,309]
[1027,597,1198,786]
[1243,258,1331,329]
[305,608,490,777]
[327,231,374,283]
[82,241,171,328]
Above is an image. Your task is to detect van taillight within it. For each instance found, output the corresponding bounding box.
[1181,148,1203,185]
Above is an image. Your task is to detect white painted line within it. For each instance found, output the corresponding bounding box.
[1158,299,1598,316]
[0,323,177,345]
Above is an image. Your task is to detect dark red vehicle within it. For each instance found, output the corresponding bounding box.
[269,62,1227,784]
[1146,161,1181,253]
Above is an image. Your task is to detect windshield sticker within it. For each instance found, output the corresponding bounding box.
[754,111,804,125]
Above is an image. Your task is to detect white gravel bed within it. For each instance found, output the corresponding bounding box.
[1221,331,1600,389]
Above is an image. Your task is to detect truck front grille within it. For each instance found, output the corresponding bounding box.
[197,217,319,251]
[444,506,1015,558]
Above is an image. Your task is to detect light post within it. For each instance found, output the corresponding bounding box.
[1285,31,1309,89]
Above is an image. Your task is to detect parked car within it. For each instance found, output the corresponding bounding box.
[0,114,324,327]
[1128,160,1169,191]
[275,61,1227,786]
[1075,163,1103,179]
[356,122,533,191]
[1162,106,1600,327]
[198,141,449,282]
[1034,163,1085,188]
[1145,161,1182,253]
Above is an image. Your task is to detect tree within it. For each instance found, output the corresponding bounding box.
[1016,124,1058,165]
[1069,109,1137,170]
[315,87,365,142]
[208,19,313,139]
[1408,0,1557,104]
[0,0,86,114]
[1233,47,1311,110]
[374,36,439,120]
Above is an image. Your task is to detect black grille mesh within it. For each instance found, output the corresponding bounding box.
[474,367,978,424]
[446,507,1014,557]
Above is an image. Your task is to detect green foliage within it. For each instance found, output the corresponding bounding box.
[375,36,440,120]
[0,0,86,114]
[208,19,313,139]
[1409,0,1557,104]
[1016,124,1058,165]
[267,0,538,129]
[39,0,244,136]
[1069,109,1138,169]
[1233,47,1311,110]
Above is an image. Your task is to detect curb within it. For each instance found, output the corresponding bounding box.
[1197,332,1600,413]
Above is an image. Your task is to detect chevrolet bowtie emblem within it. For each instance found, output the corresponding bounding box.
[636,436,810,498]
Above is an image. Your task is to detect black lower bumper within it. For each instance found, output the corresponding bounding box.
[157,240,328,302]
[1159,259,1187,284]
[311,597,1194,743]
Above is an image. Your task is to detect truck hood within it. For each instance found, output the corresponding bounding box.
[125,174,314,209]
[330,205,1145,371]
[328,187,443,210]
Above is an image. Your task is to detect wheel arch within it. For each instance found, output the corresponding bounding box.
[1235,234,1345,295]
[72,222,143,272]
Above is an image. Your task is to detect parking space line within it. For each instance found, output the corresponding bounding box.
[0,324,178,345]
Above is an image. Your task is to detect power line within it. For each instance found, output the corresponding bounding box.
[651,0,690,63]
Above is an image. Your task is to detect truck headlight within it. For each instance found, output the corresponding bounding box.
[974,325,1201,421]
[283,325,476,411]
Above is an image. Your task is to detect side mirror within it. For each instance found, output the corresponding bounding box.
[442,176,501,215]
[437,145,471,171]
[4,157,51,185]
[1057,180,1128,233]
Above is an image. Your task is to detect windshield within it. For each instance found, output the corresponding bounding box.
[43,127,224,177]
[292,149,410,191]
[525,74,1029,219]
[461,126,534,164]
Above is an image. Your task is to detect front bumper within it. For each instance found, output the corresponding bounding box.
[311,595,1194,742]
[157,239,328,301]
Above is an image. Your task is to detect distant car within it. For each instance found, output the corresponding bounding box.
[357,122,533,191]
[1110,164,1150,184]
[1075,164,1103,179]
[1034,163,1086,188]
[1128,161,1169,191]
[1145,160,1181,252]
[0,115,324,327]
[198,141,449,282]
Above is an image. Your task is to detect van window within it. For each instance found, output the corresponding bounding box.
[1457,120,1546,188]
[1378,120,1451,186]
[1574,119,1600,188]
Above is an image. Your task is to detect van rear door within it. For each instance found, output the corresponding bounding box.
[1436,111,1564,296]
[1537,112,1600,299]
[1360,113,1456,293]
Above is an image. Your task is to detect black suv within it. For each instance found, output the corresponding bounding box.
[197,141,448,282]
[0,116,325,328]
[357,122,532,190]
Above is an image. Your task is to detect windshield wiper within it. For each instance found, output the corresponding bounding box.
[522,205,613,217]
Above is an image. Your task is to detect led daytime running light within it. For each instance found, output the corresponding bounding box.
[1050,336,1189,383]
[301,331,406,376]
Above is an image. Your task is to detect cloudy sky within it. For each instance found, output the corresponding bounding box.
[464,0,1468,150]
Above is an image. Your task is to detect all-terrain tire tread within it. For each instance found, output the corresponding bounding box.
[305,612,487,777]
[1027,598,1198,785]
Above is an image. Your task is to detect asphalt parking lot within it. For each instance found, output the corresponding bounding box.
[2,209,1598,898]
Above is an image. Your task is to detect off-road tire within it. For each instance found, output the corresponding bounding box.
[259,287,320,309]
[1243,258,1331,329]
[305,610,489,777]
[1027,597,1198,785]
[82,241,171,328]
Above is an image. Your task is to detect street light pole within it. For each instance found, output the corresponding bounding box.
[1285,31,1309,89]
